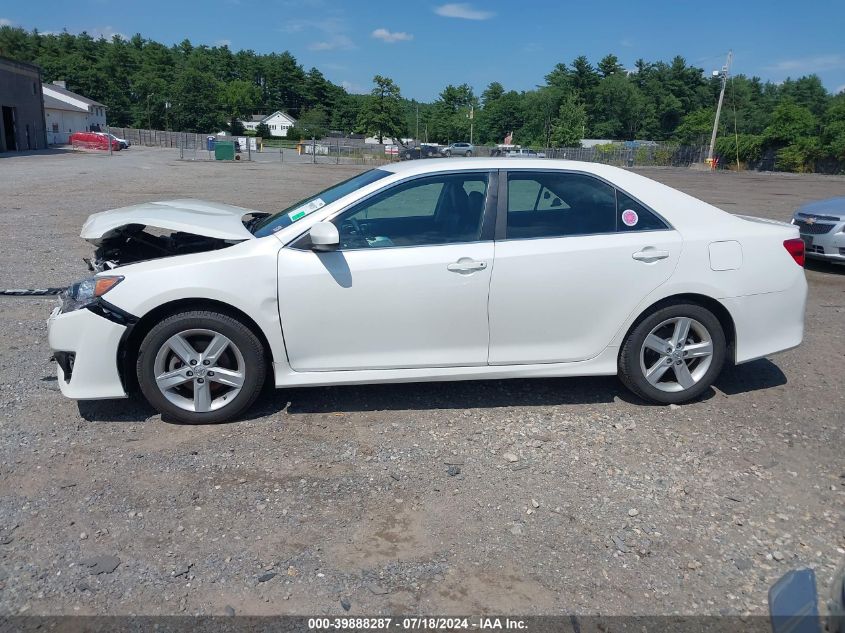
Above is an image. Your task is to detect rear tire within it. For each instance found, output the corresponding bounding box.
[618,302,726,404]
[465,151,472,157]
[136,310,266,424]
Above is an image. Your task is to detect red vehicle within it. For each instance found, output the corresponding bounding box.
[69,131,121,151]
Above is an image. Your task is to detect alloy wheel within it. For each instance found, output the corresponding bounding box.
[152,328,246,413]
[638,317,714,393]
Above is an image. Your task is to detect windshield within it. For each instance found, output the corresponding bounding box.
[252,168,391,237]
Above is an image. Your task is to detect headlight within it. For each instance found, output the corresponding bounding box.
[61,276,123,313]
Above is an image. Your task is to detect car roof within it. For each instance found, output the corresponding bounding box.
[379,158,733,231]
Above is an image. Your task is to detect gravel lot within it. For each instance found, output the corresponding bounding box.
[0,147,842,617]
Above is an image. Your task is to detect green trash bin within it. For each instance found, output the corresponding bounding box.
[214,140,235,161]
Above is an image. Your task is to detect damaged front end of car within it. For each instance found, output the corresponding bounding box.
[79,199,268,272]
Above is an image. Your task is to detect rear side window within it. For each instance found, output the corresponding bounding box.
[506,172,616,238]
[505,171,669,239]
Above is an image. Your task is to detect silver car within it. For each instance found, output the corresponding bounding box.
[443,142,474,157]
[791,198,845,263]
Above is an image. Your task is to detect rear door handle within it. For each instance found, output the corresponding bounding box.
[632,248,670,262]
[447,258,487,273]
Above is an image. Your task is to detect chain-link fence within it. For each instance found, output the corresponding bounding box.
[474,143,709,168]
[175,137,401,166]
[106,127,211,149]
[107,127,708,169]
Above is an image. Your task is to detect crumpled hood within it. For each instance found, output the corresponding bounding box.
[80,199,259,245]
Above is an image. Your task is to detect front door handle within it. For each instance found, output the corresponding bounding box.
[632,248,670,263]
[447,258,487,273]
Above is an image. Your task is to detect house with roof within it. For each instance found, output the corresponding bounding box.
[240,111,297,137]
[42,81,107,144]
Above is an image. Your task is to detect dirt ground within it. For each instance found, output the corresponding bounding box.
[0,147,842,617]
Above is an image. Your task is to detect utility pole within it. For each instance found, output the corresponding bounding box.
[468,105,474,144]
[707,50,732,165]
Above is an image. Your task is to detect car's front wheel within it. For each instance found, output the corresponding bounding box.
[444,150,451,157]
[618,303,726,404]
[136,310,266,424]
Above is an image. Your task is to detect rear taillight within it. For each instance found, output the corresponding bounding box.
[783,238,805,267]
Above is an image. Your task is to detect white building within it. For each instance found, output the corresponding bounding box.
[42,81,107,144]
[240,111,297,137]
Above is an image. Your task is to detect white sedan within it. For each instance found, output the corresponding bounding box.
[47,159,807,423]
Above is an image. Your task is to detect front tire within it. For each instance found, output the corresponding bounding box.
[618,303,726,404]
[136,310,266,424]
[444,150,451,157]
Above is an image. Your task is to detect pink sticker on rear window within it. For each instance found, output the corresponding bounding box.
[621,209,639,227]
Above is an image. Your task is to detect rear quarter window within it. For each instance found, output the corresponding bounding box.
[616,190,669,232]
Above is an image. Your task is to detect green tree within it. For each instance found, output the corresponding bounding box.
[430,83,476,143]
[292,106,329,138]
[821,93,845,160]
[550,93,586,147]
[357,75,405,143]
[222,79,259,134]
[673,108,716,145]
[255,121,271,138]
[597,54,624,78]
[763,100,817,145]
[593,74,654,139]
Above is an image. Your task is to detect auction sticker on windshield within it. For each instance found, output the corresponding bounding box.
[288,198,326,222]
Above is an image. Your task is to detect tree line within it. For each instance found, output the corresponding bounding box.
[1,26,843,171]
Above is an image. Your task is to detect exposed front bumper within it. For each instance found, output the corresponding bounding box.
[47,306,128,399]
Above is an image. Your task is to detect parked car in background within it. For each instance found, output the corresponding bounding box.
[444,142,474,157]
[69,131,121,151]
[791,198,845,263]
[48,158,807,424]
[506,148,546,158]
[400,144,442,160]
[108,133,130,149]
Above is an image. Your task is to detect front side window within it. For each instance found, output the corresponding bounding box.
[333,172,489,249]
[507,172,616,238]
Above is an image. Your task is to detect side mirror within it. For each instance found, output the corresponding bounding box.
[309,221,339,252]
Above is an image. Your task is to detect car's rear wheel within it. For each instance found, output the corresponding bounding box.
[465,151,472,157]
[136,310,266,424]
[618,303,725,404]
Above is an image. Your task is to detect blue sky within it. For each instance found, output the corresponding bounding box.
[3,0,845,100]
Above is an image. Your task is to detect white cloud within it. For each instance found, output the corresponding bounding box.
[341,80,367,94]
[371,28,413,43]
[434,3,495,20]
[36,25,127,39]
[88,25,127,40]
[215,39,232,47]
[0,18,14,27]
[283,15,355,51]
[309,34,354,51]
[765,54,845,74]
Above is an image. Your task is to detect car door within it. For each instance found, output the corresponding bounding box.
[277,171,496,371]
[488,169,682,365]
